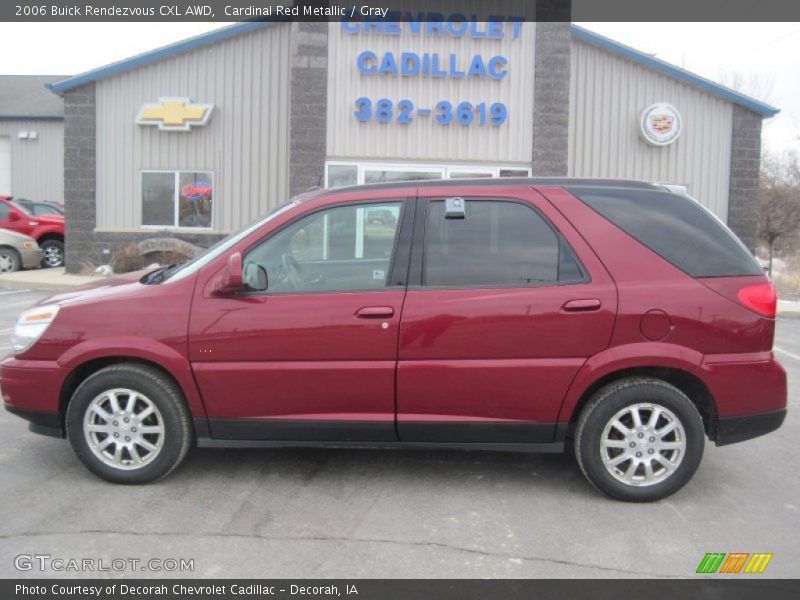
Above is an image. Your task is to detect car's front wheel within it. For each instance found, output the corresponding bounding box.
[66,363,192,484]
[40,239,64,268]
[574,377,705,502]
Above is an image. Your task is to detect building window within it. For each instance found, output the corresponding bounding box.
[141,171,213,229]
[325,162,532,188]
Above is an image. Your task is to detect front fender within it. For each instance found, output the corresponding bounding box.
[32,225,64,240]
[556,342,705,423]
[57,336,207,418]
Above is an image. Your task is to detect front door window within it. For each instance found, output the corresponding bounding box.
[245,201,403,294]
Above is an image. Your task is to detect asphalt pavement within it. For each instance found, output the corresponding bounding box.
[0,289,797,578]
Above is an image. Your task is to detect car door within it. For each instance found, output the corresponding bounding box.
[396,186,617,443]
[189,197,413,442]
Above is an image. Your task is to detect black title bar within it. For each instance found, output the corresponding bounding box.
[4,0,800,22]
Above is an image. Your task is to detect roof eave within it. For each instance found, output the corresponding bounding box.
[46,20,278,95]
[571,25,780,118]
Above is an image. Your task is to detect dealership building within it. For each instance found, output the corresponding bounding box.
[43,20,778,272]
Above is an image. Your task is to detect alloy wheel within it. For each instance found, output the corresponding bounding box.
[600,403,686,487]
[83,388,165,470]
[43,246,63,267]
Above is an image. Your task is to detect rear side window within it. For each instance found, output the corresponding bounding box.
[569,187,762,278]
[422,199,585,287]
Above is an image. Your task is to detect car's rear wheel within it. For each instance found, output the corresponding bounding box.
[40,239,64,268]
[0,247,21,273]
[574,377,705,502]
[66,363,192,484]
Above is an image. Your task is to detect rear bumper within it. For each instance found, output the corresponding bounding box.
[702,351,787,415]
[715,409,786,446]
[20,248,43,269]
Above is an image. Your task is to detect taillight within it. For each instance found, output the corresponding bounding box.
[737,283,777,318]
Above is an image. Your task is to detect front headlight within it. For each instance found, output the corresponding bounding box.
[11,304,61,354]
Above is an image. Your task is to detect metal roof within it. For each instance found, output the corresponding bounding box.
[45,21,780,118]
[0,75,68,119]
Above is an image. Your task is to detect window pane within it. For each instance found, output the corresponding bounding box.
[570,187,762,277]
[423,200,570,287]
[245,201,402,294]
[364,170,442,184]
[499,169,530,177]
[0,202,8,220]
[327,165,357,188]
[178,172,213,228]
[142,172,175,226]
[449,171,493,178]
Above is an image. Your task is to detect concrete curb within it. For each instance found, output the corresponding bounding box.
[0,268,97,292]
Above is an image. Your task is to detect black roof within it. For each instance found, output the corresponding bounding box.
[317,177,659,197]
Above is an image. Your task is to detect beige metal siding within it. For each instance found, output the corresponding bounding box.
[569,39,733,219]
[95,25,291,232]
[326,21,535,165]
[0,120,64,203]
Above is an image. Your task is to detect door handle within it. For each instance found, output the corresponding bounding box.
[562,298,602,312]
[355,306,395,318]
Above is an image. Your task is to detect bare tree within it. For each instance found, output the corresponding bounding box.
[759,152,800,276]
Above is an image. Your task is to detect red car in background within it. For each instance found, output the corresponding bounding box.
[0,179,787,501]
[0,196,65,267]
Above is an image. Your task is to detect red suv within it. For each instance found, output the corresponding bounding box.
[1,179,787,501]
[0,196,65,267]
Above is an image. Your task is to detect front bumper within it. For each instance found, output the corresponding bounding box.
[4,405,63,437]
[19,248,44,269]
[1,356,65,437]
[715,409,786,446]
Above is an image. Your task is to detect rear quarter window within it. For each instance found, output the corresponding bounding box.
[567,187,762,278]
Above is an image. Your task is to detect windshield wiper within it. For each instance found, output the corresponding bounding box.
[141,264,178,285]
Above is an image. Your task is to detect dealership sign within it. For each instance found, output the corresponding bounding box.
[136,97,214,132]
[639,102,682,146]
[343,16,523,128]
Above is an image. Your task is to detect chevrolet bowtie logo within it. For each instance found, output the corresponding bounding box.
[136,97,214,131]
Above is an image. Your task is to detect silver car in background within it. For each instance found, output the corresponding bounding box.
[0,230,43,273]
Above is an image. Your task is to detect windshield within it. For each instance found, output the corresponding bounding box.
[9,200,32,216]
[165,200,299,283]
[33,204,63,216]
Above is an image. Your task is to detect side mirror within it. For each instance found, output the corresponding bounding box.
[212,252,243,295]
[8,211,21,222]
[243,261,268,292]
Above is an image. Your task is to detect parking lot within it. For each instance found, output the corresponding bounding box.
[0,288,797,578]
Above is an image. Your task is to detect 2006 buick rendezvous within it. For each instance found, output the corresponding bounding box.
[1,179,787,501]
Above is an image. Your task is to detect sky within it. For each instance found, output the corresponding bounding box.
[0,21,798,155]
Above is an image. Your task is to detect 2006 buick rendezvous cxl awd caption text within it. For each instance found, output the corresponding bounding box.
[1,179,788,501]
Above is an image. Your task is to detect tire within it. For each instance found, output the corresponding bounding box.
[0,247,21,273]
[40,239,64,268]
[574,377,705,502]
[66,363,192,484]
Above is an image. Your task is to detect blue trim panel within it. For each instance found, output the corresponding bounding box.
[44,19,780,119]
[46,20,279,94]
[0,116,64,121]
[571,25,779,118]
